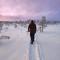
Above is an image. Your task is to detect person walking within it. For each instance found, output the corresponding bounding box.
[28,20,36,44]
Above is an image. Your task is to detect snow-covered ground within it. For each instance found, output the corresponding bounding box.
[0,24,60,60]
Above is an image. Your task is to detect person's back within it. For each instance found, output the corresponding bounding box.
[28,20,36,44]
[28,20,36,33]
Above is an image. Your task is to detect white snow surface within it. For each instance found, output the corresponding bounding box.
[0,24,60,60]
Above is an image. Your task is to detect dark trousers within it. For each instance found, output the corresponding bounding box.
[30,32,35,44]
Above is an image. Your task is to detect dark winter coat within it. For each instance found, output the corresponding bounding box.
[28,21,36,33]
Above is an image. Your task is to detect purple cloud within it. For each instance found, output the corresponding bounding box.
[0,0,60,20]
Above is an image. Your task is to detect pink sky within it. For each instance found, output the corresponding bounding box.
[0,0,60,20]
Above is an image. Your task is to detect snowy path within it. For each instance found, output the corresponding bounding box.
[29,43,40,60]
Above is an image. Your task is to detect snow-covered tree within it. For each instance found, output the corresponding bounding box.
[40,16,47,32]
[0,22,3,32]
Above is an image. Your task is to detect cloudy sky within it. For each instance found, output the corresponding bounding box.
[0,0,60,20]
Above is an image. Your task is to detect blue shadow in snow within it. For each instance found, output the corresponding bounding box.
[29,44,35,60]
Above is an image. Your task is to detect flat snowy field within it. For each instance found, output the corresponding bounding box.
[0,23,60,60]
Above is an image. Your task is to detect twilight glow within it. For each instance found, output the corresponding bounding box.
[0,0,60,20]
